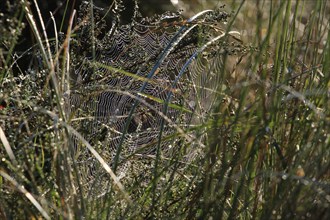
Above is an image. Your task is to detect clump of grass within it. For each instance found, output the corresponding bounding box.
[1,0,329,219]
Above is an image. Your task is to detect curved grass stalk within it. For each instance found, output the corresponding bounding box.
[32,0,54,69]
[0,170,51,220]
[158,29,240,139]
[0,126,17,165]
[34,107,132,204]
[20,0,51,69]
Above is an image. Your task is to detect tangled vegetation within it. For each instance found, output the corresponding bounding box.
[0,0,329,219]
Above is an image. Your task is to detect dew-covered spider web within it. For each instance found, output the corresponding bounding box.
[68,2,242,197]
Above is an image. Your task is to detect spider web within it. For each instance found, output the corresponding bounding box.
[68,4,241,196]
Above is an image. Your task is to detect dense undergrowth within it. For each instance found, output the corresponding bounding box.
[0,0,329,219]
